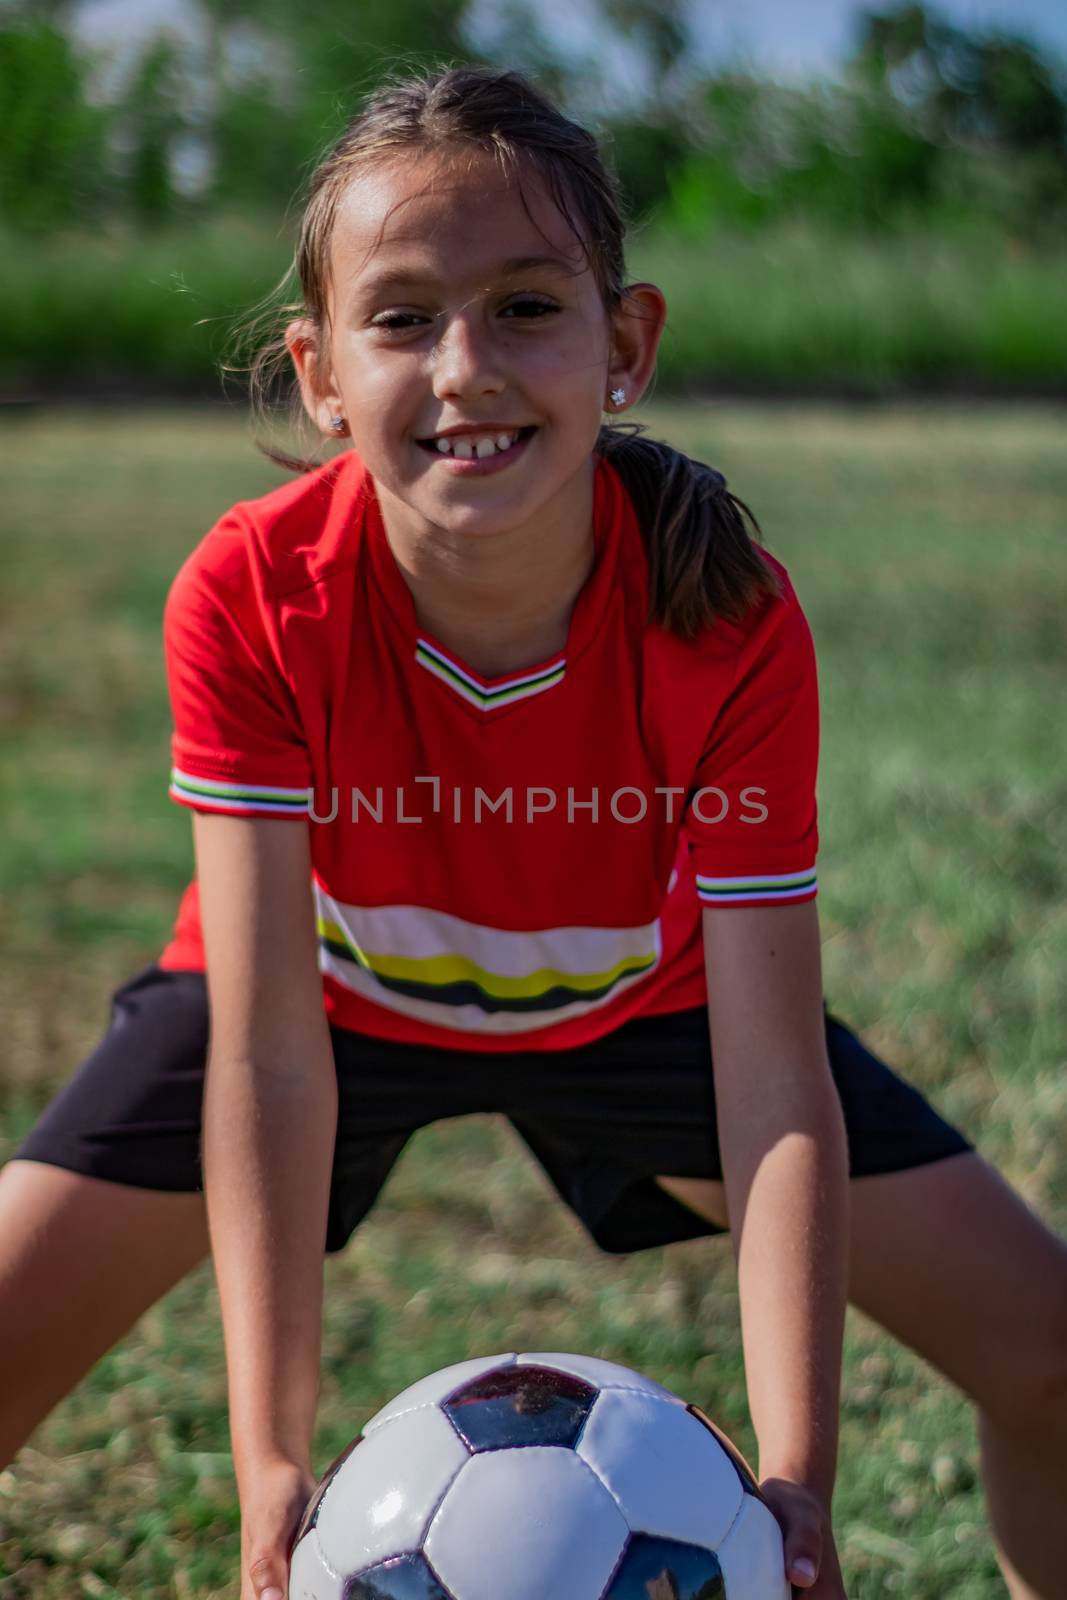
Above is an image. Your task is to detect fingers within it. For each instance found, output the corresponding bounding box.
[792,1543,849,1600]
[236,1465,313,1593]
[758,1476,843,1597]
[784,1516,822,1589]
[782,1492,822,1586]
[247,1550,287,1600]
[239,1458,318,1600]
[790,1553,818,1587]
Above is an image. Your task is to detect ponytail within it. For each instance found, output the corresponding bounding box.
[596,422,782,636]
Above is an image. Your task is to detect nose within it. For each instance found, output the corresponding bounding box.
[429,299,507,402]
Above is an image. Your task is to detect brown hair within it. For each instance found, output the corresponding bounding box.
[231,62,781,635]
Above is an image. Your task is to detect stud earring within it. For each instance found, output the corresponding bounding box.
[329,415,347,434]
[609,387,626,407]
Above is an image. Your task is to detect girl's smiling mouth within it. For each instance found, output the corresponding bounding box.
[416,424,538,472]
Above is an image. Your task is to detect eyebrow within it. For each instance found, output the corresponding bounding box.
[354,253,584,299]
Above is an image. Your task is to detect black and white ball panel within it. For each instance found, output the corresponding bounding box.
[442,1366,596,1451]
[345,1553,451,1600]
[603,1534,724,1600]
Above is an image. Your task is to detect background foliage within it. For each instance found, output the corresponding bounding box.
[2,0,1065,393]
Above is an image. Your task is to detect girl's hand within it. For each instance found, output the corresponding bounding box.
[759,1477,847,1598]
[239,1456,318,1600]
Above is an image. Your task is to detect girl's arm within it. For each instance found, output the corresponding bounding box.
[193,811,336,1596]
[701,897,849,1592]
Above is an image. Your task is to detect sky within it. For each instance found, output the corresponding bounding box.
[73,0,1067,88]
[685,0,1067,80]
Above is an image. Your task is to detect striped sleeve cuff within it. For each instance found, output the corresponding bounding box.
[695,866,817,906]
[168,766,309,818]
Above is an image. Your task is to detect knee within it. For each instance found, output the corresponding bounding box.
[979,1274,1067,1441]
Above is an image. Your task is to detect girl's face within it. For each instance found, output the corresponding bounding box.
[289,146,664,540]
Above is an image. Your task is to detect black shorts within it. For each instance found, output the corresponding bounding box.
[11,963,973,1256]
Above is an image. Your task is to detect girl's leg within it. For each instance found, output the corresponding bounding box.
[0,1158,210,1469]
[0,964,216,1466]
[844,1153,1067,1600]
[655,1155,1067,1600]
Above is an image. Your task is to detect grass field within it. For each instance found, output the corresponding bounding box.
[0,401,1065,1598]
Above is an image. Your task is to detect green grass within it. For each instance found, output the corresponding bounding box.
[634,221,1067,393]
[3,215,1067,395]
[1,401,1065,1596]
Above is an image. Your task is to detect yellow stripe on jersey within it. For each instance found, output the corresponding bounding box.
[313,886,662,1034]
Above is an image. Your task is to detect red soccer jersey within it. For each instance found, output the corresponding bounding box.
[159,448,819,1051]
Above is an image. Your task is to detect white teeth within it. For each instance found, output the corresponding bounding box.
[431,430,523,457]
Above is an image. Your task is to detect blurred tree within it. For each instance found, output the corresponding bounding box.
[662,2,1066,240]
[597,0,689,88]
[662,76,783,235]
[0,11,109,232]
[454,0,582,116]
[210,81,305,210]
[3,0,1064,241]
[205,0,705,225]
[198,0,481,208]
[602,116,691,223]
[855,2,1067,158]
[115,35,187,226]
[853,2,933,87]
[590,0,695,222]
[989,39,1064,147]
[852,2,1067,230]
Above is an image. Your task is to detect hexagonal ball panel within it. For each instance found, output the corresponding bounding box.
[577,1391,742,1548]
[442,1364,597,1451]
[316,1405,469,1575]
[425,1446,628,1600]
[603,1533,725,1600]
[344,1552,455,1600]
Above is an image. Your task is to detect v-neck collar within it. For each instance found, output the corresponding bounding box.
[363,455,622,718]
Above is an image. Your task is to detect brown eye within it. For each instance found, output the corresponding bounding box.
[503,298,559,317]
[371,312,428,330]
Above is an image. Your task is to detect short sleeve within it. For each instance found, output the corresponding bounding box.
[163,514,311,820]
[683,583,819,907]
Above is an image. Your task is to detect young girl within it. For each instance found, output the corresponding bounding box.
[2,64,1065,1600]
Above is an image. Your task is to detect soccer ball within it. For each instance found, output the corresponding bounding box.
[288,1352,788,1600]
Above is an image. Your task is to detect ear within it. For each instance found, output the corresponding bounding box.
[605,283,668,410]
[285,317,345,437]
